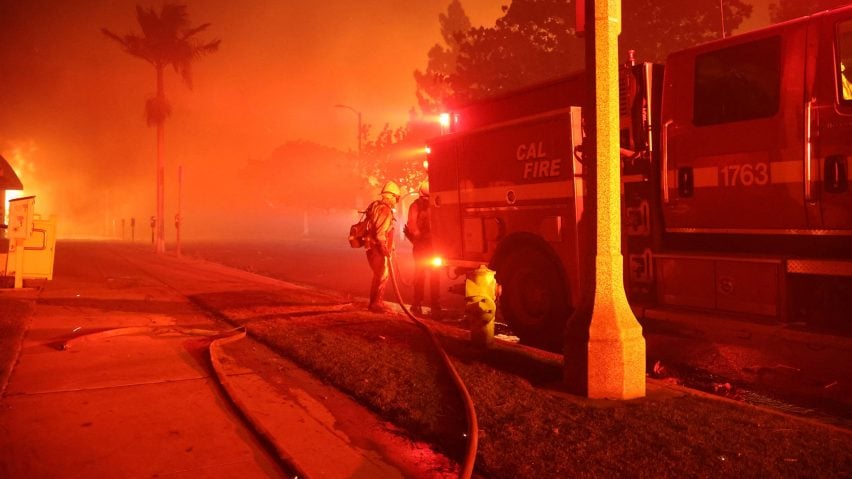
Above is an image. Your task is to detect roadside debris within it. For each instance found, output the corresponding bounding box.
[713,382,732,394]
[652,360,667,377]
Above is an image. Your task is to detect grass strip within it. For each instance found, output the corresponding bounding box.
[195,289,852,478]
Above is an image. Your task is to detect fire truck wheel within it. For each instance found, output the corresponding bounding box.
[495,245,571,351]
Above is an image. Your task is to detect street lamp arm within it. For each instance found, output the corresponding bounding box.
[333,104,363,156]
[334,104,360,116]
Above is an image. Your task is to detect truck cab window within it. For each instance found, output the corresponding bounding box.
[838,20,852,102]
[693,36,781,126]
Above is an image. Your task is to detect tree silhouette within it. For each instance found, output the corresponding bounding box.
[413,0,473,113]
[769,0,849,23]
[621,0,751,62]
[453,0,583,103]
[427,0,752,104]
[103,3,219,253]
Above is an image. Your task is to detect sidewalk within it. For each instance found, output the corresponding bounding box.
[0,242,456,478]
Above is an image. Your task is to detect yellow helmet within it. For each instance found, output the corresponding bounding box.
[418,180,429,197]
[381,180,401,198]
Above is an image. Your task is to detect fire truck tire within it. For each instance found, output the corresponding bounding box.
[494,245,571,351]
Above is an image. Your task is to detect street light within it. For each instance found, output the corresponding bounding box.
[334,104,362,157]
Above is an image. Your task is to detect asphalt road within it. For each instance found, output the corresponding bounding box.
[181,237,435,304]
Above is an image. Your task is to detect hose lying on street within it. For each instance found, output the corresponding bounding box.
[60,325,244,350]
[208,328,310,479]
[387,253,479,479]
[59,325,308,478]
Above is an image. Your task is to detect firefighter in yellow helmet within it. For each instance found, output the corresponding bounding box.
[365,180,400,313]
[405,180,441,318]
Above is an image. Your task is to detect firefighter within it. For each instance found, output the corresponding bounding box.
[365,180,400,313]
[405,180,441,318]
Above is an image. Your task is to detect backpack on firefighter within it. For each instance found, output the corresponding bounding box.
[349,208,370,248]
[350,181,401,248]
[348,201,380,248]
[348,217,368,248]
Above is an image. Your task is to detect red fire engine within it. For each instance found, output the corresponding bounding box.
[426,6,852,350]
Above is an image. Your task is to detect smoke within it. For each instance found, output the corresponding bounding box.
[0,0,501,242]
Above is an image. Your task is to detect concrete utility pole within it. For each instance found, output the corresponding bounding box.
[565,0,646,399]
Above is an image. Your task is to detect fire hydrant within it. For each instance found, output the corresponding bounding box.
[465,265,497,348]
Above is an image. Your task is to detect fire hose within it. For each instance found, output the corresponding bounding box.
[386,252,479,479]
[59,249,477,477]
[61,325,308,478]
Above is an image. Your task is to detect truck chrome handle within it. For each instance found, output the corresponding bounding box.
[661,119,673,203]
[643,63,655,155]
[804,98,815,204]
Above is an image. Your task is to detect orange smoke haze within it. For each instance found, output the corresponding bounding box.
[0,0,502,240]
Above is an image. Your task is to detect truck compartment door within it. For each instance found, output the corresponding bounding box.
[815,15,852,233]
[662,29,810,234]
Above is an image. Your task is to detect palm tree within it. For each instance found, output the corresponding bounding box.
[103,3,220,253]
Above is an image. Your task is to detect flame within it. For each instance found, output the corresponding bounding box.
[3,141,36,223]
[6,189,24,203]
[5,140,36,197]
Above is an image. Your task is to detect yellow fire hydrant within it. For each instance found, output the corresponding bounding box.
[465,265,497,348]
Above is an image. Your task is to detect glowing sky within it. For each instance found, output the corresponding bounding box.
[0,0,503,236]
[0,0,772,238]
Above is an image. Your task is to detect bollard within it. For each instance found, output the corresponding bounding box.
[465,265,497,348]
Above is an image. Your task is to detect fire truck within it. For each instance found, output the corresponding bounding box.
[426,6,852,350]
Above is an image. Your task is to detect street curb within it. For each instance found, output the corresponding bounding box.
[0,293,37,398]
[208,329,310,479]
